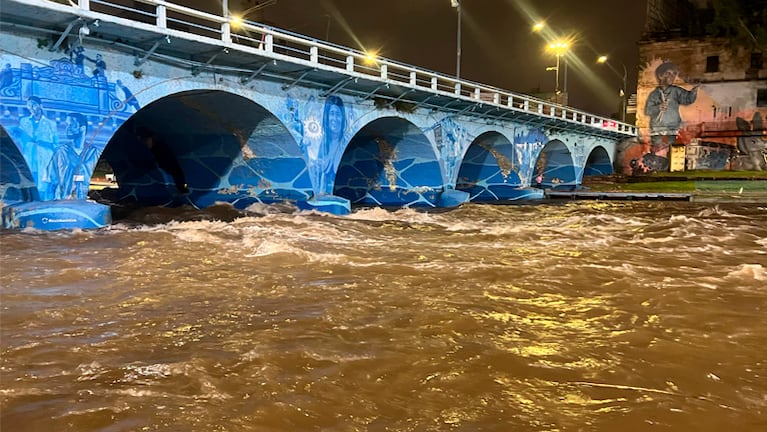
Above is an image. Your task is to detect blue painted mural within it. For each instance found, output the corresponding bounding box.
[1,51,130,201]
[1,29,615,230]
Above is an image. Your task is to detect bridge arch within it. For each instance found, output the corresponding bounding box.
[456,130,525,201]
[333,116,443,207]
[583,145,614,178]
[534,140,577,188]
[98,89,311,210]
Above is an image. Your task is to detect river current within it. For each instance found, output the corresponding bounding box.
[1,201,766,431]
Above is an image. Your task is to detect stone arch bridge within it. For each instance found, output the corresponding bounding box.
[0,0,636,230]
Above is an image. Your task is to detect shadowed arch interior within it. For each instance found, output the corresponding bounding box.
[1,125,39,202]
[534,140,577,187]
[584,146,614,177]
[457,131,524,201]
[334,117,442,207]
[99,90,311,209]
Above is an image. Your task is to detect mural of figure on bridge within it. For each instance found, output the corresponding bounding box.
[0,63,13,89]
[643,61,699,170]
[1,41,138,200]
[428,117,467,185]
[514,128,548,185]
[299,95,348,195]
[86,53,107,78]
[115,79,140,111]
[282,94,304,138]
[45,113,100,200]
[70,46,86,75]
[11,96,59,192]
[319,95,346,195]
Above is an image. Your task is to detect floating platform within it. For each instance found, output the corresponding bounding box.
[545,191,692,201]
[1,200,112,230]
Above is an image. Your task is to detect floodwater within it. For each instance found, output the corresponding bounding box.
[1,201,766,431]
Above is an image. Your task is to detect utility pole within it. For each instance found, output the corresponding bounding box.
[451,0,462,81]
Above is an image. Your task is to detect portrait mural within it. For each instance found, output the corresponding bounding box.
[618,57,767,175]
[1,41,135,203]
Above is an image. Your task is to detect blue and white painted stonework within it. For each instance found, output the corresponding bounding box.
[1,21,619,230]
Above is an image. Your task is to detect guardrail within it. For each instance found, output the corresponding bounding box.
[39,0,637,136]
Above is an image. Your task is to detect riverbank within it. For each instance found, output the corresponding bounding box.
[582,171,767,203]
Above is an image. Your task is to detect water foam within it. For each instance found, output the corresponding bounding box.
[727,264,767,281]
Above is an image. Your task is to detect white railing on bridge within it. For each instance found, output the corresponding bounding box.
[39,0,637,136]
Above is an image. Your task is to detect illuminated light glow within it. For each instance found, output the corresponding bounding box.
[597,55,608,64]
[364,50,378,65]
[230,15,243,27]
[547,41,569,52]
[532,21,545,32]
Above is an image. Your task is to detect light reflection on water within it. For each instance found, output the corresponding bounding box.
[1,201,766,431]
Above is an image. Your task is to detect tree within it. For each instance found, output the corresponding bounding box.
[706,0,767,49]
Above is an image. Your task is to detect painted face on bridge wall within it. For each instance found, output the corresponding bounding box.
[327,104,343,137]
[319,96,347,195]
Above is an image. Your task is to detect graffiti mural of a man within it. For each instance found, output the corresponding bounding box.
[643,61,699,170]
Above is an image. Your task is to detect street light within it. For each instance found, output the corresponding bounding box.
[597,55,628,122]
[547,40,569,103]
[364,50,378,65]
[533,22,570,105]
[451,0,461,81]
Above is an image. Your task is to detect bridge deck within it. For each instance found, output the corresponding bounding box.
[1,0,636,139]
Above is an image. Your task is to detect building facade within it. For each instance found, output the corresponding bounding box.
[617,0,767,174]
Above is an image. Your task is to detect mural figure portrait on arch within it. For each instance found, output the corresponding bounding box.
[45,113,100,200]
[12,96,59,192]
[0,63,13,89]
[318,95,346,195]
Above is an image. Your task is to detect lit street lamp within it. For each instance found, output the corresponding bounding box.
[597,55,628,122]
[451,0,461,81]
[533,22,570,105]
[547,41,569,104]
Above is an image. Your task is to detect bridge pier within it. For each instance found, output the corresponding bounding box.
[436,188,470,208]
[296,195,351,215]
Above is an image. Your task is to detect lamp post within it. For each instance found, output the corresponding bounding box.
[533,22,570,105]
[547,41,569,104]
[597,55,628,122]
[451,0,461,81]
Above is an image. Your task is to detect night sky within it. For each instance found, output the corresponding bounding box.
[252,0,648,117]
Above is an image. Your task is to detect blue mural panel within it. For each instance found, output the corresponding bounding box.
[0,45,133,209]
